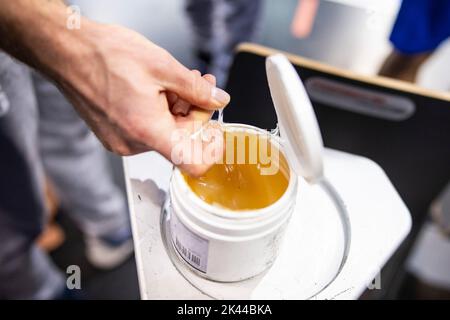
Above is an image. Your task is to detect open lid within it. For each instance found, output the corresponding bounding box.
[266,54,324,183]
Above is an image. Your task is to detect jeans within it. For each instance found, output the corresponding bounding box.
[0,53,128,299]
[185,0,263,87]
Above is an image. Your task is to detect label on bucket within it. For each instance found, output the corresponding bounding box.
[170,213,209,273]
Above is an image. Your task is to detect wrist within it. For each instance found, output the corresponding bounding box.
[47,17,103,85]
[0,0,101,86]
[29,5,101,84]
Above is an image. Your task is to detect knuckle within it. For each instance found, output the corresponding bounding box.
[114,144,133,156]
[151,49,172,74]
[101,137,133,156]
[148,59,163,75]
[130,124,151,143]
[101,141,114,153]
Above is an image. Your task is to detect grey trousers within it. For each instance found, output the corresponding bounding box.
[185,0,263,87]
[0,53,128,299]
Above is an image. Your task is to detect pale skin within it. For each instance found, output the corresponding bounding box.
[0,0,230,176]
[291,0,319,39]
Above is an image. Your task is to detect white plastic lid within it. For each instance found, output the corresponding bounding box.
[266,54,324,183]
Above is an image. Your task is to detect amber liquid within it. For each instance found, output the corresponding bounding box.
[183,130,290,210]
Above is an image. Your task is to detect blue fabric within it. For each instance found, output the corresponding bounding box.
[390,0,450,54]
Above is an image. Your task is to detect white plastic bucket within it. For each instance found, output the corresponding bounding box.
[168,123,298,282]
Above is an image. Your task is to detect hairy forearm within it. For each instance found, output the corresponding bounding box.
[0,0,95,82]
[0,0,229,174]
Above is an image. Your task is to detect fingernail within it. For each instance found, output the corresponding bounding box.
[211,87,231,107]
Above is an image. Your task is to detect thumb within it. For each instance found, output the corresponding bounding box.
[162,59,230,110]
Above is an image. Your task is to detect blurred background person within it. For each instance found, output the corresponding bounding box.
[185,0,263,87]
[378,0,450,300]
[0,0,229,299]
[2,0,448,300]
[379,0,450,84]
[0,0,261,300]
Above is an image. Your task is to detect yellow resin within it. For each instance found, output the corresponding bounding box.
[183,130,290,210]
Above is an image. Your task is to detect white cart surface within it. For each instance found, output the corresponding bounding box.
[124,149,411,300]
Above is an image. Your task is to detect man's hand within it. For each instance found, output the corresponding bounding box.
[59,23,230,176]
[0,0,230,176]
